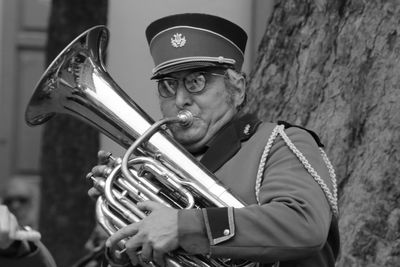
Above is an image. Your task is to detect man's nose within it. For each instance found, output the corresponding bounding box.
[174,86,193,108]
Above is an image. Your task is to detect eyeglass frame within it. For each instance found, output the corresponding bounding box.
[155,68,228,98]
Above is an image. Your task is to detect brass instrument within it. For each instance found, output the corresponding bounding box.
[25,25,245,267]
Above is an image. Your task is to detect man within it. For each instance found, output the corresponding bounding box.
[94,13,340,267]
[2,177,39,229]
[0,205,56,267]
[0,189,104,267]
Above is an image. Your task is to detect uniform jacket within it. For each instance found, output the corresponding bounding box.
[178,113,340,267]
[0,240,57,267]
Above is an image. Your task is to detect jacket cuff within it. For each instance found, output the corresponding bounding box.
[0,240,32,258]
[0,241,56,267]
[202,207,235,245]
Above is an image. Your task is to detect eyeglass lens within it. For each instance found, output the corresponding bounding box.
[158,72,208,98]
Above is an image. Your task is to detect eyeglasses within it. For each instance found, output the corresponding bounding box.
[156,69,226,98]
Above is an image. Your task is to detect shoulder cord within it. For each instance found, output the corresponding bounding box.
[255,125,338,217]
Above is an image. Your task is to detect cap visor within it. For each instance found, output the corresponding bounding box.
[151,61,231,79]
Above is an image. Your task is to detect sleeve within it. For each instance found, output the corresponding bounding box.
[202,127,333,263]
[178,209,210,255]
[0,241,57,267]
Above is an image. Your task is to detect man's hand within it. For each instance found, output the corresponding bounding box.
[0,205,19,249]
[87,150,121,200]
[106,201,179,267]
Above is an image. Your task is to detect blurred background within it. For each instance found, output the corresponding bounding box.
[0,0,273,265]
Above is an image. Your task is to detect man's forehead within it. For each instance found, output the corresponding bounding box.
[163,68,203,78]
[4,179,34,196]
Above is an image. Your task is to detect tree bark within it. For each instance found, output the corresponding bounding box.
[40,1,108,266]
[245,0,400,266]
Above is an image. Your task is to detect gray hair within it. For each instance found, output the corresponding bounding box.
[224,68,247,111]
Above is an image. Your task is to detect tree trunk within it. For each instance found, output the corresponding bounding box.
[40,1,108,266]
[245,0,400,266]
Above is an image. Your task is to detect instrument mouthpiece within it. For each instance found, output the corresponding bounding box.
[177,110,193,127]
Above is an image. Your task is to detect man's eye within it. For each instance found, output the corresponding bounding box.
[165,79,175,85]
[190,78,200,84]
[192,74,205,83]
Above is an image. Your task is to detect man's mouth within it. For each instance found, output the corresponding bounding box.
[177,110,194,128]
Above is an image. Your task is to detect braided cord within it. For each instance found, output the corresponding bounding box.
[255,125,283,204]
[318,148,338,211]
[255,125,338,216]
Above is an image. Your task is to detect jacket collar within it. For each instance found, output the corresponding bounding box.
[200,113,261,172]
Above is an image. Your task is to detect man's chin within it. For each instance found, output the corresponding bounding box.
[169,125,208,148]
[174,135,201,146]
[172,133,204,149]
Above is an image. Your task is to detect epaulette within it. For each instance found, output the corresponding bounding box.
[277,121,324,148]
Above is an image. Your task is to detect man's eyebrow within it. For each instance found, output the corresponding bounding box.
[155,75,176,81]
[157,69,207,80]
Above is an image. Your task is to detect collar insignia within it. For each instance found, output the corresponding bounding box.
[243,124,251,135]
[171,33,186,48]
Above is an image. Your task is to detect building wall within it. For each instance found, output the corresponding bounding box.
[0,0,50,228]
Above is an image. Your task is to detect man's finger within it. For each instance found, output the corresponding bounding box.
[0,206,10,231]
[97,150,121,166]
[97,150,113,164]
[124,235,145,266]
[91,165,112,178]
[0,206,18,249]
[88,187,102,199]
[14,229,41,242]
[137,201,165,212]
[106,223,139,248]
[153,249,166,267]
[140,242,153,264]
[0,208,11,242]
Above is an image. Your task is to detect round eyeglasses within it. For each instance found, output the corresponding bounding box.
[156,70,226,98]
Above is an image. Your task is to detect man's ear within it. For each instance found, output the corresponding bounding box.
[227,69,246,108]
[235,76,246,107]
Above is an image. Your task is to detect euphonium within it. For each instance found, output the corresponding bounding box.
[25,26,246,267]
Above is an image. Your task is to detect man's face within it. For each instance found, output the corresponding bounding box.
[2,179,35,226]
[157,68,241,153]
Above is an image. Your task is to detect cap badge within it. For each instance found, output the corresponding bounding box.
[171,33,186,48]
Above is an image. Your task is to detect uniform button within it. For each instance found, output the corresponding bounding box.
[223,229,230,236]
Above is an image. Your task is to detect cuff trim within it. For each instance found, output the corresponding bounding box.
[202,207,235,245]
